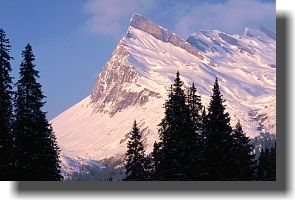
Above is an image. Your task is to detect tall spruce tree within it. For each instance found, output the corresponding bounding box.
[13,44,62,180]
[231,121,255,180]
[256,144,276,181]
[124,120,147,181]
[187,82,203,131]
[0,28,14,180]
[200,107,208,143]
[151,141,160,180]
[201,77,235,180]
[156,71,196,180]
[197,106,209,179]
[187,82,203,179]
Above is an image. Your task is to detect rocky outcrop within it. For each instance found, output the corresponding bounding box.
[90,44,161,116]
[130,14,204,60]
[90,46,136,103]
[260,25,276,40]
[90,13,209,116]
[188,30,257,56]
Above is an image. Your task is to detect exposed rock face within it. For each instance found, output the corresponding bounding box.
[259,25,276,40]
[218,32,240,47]
[90,46,136,103]
[244,26,275,44]
[90,43,161,116]
[186,36,207,52]
[186,28,277,58]
[90,13,210,116]
[129,14,204,60]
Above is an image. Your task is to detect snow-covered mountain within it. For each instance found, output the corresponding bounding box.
[51,14,276,172]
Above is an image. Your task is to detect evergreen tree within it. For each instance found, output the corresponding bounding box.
[201,77,235,180]
[151,141,160,180]
[269,143,276,180]
[157,71,196,180]
[256,144,276,181]
[187,82,203,179]
[143,155,154,181]
[187,82,203,131]
[200,106,208,143]
[124,120,147,181]
[197,106,209,179]
[0,28,14,180]
[13,44,62,180]
[256,148,269,180]
[231,121,255,180]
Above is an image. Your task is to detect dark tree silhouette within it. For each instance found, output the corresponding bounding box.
[201,77,235,180]
[187,82,203,131]
[256,144,276,181]
[124,120,147,181]
[124,73,274,181]
[13,44,62,180]
[187,82,204,179]
[231,121,255,180]
[151,141,160,180]
[156,71,196,180]
[0,28,14,180]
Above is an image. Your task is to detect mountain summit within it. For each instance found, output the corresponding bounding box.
[51,14,276,172]
[129,14,203,58]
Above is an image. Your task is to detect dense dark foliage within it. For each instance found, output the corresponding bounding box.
[13,44,62,180]
[12,44,62,180]
[0,28,63,180]
[124,120,147,180]
[231,121,256,180]
[0,28,14,180]
[199,78,235,180]
[256,144,276,181]
[124,72,275,181]
[156,72,197,180]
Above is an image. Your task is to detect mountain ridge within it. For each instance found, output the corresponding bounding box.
[129,13,204,59]
[51,14,276,173]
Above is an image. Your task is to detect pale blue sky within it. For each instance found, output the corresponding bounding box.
[0,0,276,119]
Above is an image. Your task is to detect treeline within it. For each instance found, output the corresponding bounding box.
[0,28,62,180]
[124,72,276,181]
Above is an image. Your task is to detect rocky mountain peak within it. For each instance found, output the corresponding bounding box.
[129,13,171,42]
[52,14,276,166]
[128,13,204,60]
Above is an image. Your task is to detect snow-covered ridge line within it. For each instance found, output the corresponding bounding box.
[52,14,275,169]
[129,13,204,60]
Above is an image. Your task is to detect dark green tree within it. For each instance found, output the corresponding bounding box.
[0,28,14,180]
[231,121,255,180]
[201,77,235,180]
[143,155,154,181]
[187,82,203,131]
[151,141,160,180]
[256,148,269,180]
[124,120,147,181]
[200,106,208,143]
[187,82,204,179]
[197,106,209,179]
[13,44,62,180]
[256,144,276,181]
[269,143,276,180]
[156,71,196,180]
